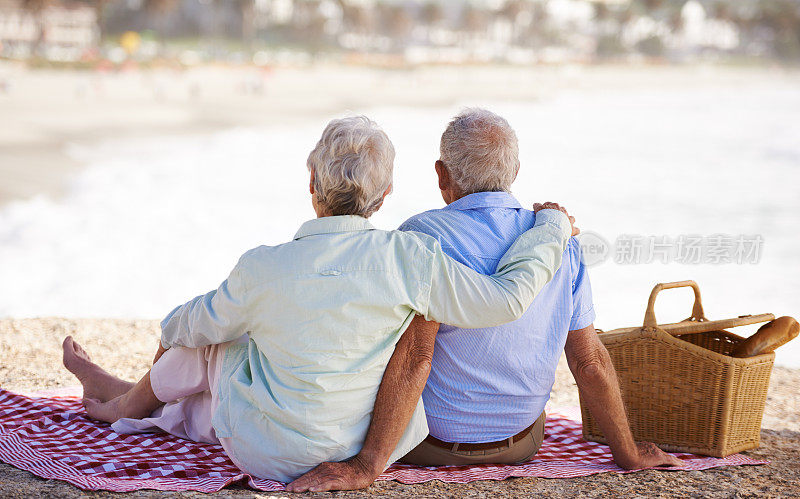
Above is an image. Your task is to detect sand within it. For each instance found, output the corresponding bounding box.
[0,317,798,497]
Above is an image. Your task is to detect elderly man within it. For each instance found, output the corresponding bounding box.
[288,109,681,492]
[62,115,578,483]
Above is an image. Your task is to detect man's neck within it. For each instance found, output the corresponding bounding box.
[445,189,513,206]
[443,189,465,205]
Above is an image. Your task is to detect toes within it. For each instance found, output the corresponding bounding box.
[73,341,90,360]
[82,397,100,411]
[82,398,105,421]
[63,336,91,362]
[62,337,76,368]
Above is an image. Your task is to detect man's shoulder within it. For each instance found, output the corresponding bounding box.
[400,208,453,233]
[399,207,494,240]
[565,236,584,267]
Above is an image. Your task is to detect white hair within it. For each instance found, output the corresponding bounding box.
[307,116,395,217]
[439,108,520,195]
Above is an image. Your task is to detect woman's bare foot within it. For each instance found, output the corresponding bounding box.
[62,336,134,402]
[83,389,160,423]
[82,397,123,423]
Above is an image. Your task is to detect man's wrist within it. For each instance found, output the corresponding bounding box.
[353,449,388,476]
[609,439,639,465]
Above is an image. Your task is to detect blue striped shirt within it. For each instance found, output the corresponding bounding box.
[399,191,595,443]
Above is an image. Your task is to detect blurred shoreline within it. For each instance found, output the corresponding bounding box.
[2,62,799,206]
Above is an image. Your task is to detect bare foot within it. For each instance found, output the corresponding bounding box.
[62,336,134,402]
[83,397,122,423]
[83,392,156,423]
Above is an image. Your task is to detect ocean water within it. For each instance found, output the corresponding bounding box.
[1,79,799,367]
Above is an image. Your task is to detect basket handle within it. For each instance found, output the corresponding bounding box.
[643,280,706,329]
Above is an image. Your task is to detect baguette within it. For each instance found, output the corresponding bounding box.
[731,316,799,358]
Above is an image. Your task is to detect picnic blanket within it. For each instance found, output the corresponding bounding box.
[0,388,767,493]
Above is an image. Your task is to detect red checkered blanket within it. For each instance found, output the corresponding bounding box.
[0,388,767,492]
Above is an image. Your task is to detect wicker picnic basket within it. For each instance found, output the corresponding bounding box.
[579,280,775,457]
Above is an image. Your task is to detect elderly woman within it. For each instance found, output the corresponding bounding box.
[62,116,575,483]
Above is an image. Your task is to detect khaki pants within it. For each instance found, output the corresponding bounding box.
[400,412,546,466]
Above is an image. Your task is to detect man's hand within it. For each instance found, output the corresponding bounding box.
[565,326,684,471]
[285,455,379,493]
[532,201,579,236]
[615,442,684,470]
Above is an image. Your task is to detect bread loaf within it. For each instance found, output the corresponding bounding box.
[731,316,799,358]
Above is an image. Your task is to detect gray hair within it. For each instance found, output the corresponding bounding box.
[307,116,395,217]
[440,108,520,195]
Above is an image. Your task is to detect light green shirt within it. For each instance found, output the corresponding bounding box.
[159,209,572,482]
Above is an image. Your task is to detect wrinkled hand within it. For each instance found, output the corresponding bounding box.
[153,342,168,365]
[532,201,579,236]
[615,442,684,470]
[286,455,380,493]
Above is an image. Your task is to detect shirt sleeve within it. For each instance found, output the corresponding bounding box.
[569,238,596,331]
[159,256,250,349]
[421,209,572,328]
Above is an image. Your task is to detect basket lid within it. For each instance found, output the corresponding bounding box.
[658,314,774,335]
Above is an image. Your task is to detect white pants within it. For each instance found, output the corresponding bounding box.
[111,336,247,445]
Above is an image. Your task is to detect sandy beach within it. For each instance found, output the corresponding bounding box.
[0,317,798,497]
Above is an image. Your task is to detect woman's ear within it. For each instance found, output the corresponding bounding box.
[370,184,393,215]
[309,169,316,195]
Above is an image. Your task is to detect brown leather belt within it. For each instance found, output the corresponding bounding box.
[423,420,537,452]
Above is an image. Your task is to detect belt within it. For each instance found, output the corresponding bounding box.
[423,419,538,452]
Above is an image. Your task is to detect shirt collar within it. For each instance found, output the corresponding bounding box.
[293,215,376,240]
[445,191,523,211]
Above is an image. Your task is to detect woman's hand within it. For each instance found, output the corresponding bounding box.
[285,455,380,492]
[532,201,579,236]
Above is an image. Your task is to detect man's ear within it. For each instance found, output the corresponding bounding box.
[309,169,315,195]
[435,160,449,191]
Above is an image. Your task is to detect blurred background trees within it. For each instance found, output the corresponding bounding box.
[2,0,799,64]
